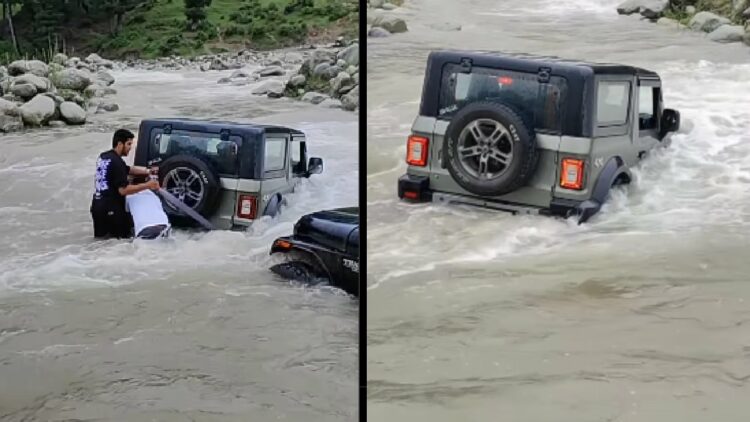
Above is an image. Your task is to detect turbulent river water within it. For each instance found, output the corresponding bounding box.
[0,63,358,420]
[367,0,750,420]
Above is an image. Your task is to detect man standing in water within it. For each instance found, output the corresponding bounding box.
[91,129,159,239]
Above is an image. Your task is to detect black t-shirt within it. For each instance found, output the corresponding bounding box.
[92,149,130,209]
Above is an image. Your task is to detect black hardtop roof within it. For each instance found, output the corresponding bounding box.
[429,50,660,79]
[139,118,305,135]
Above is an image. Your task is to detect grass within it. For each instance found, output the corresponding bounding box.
[96,0,358,59]
[1,0,358,62]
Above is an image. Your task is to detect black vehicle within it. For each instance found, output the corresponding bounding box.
[269,207,359,297]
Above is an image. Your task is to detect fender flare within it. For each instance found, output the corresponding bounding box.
[576,157,630,224]
[263,194,283,217]
[591,156,630,205]
[270,243,333,281]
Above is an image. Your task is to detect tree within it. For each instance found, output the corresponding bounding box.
[3,0,20,55]
[185,0,211,31]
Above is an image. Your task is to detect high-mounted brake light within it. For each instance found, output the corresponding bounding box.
[498,76,513,85]
[236,194,257,219]
[560,158,584,190]
[406,135,429,167]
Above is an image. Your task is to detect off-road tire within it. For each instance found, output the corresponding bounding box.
[158,155,222,222]
[443,102,539,196]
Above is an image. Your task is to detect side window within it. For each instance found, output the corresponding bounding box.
[596,81,630,126]
[638,85,657,131]
[291,139,301,166]
[264,138,287,172]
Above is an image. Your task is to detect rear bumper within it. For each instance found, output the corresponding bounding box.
[398,173,602,223]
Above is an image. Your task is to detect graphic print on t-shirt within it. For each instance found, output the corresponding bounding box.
[94,156,112,199]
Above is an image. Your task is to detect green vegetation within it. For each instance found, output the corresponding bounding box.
[666,0,749,24]
[0,0,358,63]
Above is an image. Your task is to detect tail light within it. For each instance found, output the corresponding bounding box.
[406,135,429,167]
[236,194,257,219]
[560,158,584,190]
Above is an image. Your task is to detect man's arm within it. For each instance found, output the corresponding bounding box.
[119,180,159,196]
[128,166,150,176]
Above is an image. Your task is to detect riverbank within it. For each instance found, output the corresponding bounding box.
[617,0,750,45]
[0,40,358,133]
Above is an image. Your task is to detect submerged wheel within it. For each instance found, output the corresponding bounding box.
[443,102,538,196]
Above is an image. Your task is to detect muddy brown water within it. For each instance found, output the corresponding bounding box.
[367,0,750,420]
[0,66,358,421]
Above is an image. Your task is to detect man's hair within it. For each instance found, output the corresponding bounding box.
[112,129,135,148]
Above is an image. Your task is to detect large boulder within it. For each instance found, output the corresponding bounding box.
[341,85,359,111]
[300,50,335,77]
[616,0,667,18]
[707,24,746,42]
[313,63,332,79]
[8,60,32,76]
[210,57,230,70]
[639,0,668,19]
[85,53,103,64]
[371,16,408,33]
[689,11,731,32]
[251,80,284,96]
[51,69,92,91]
[289,74,307,87]
[95,71,115,86]
[301,92,329,104]
[11,84,37,100]
[330,72,353,96]
[0,115,23,132]
[84,85,117,98]
[14,74,52,92]
[743,6,750,18]
[97,102,119,113]
[336,43,359,66]
[59,101,86,125]
[368,27,391,37]
[27,60,49,77]
[0,98,19,116]
[259,66,284,77]
[19,94,56,126]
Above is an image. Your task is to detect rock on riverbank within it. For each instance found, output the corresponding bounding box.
[616,0,750,46]
[0,54,120,132]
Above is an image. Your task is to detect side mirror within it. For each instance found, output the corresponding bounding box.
[660,108,680,137]
[306,157,323,177]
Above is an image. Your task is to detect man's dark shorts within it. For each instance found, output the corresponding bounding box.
[91,202,133,239]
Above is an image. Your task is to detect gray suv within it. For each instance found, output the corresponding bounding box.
[134,118,323,230]
[398,50,680,222]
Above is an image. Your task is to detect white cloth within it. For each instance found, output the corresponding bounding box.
[125,190,170,237]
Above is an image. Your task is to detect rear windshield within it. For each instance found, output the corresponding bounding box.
[438,64,567,133]
[152,130,241,176]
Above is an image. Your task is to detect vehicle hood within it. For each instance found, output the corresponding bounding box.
[294,207,359,256]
